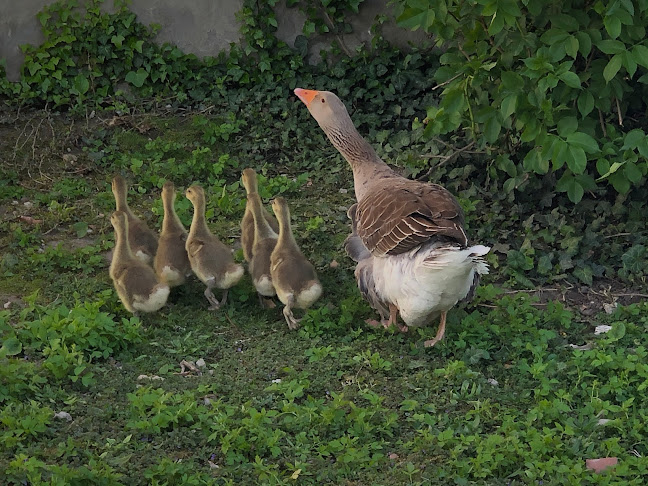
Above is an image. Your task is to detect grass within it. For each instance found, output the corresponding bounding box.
[1,107,648,485]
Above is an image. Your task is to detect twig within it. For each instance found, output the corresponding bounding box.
[598,109,607,137]
[603,232,631,239]
[322,10,352,57]
[432,72,462,91]
[611,292,648,298]
[417,141,476,181]
[615,97,623,126]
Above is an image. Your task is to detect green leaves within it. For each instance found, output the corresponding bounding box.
[603,54,623,82]
[125,68,148,88]
[397,4,435,31]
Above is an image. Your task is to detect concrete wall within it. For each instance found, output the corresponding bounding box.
[0,0,426,81]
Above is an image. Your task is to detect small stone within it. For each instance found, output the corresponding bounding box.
[272,378,282,383]
[486,378,499,386]
[388,453,399,460]
[603,302,618,315]
[594,325,612,335]
[196,358,206,368]
[3,301,11,309]
[597,418,611,426]
[137,374,164,381]
[339,188,348,194]
[23,201,33,208]
[54,411,72,421]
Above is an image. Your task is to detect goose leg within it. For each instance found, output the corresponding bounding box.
[424,311,447,348]
[204,279,221,310]
[384,303,408,333]
[282,295,300,330]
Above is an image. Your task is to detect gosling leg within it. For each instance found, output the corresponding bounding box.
[282,295,300,330]
[204,279,221,310]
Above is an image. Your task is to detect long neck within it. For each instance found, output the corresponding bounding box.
[251,198,276,244]
[189,197,210,236]
[114,186,135,217]
[162,193,184,233]
[113,222,132,261]
[322,118,394,201]
[276,206,297,249]
[244,177,258,196]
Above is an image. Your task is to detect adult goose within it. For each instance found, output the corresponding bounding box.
[294,88,489,347]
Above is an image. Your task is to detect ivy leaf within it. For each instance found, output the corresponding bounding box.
[73,74,89,95]
[567,145,587,174]
[603,54,623,82]
[125,69,148,88]
[566,132,599,153]
[111,34,125,48]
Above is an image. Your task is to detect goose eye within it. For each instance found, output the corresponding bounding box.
[321,99,326,103]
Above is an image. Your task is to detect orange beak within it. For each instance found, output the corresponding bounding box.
[294,88,318,107]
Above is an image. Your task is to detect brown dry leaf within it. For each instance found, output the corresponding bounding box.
[177,359,201,376]
[62,154,78,163]
[329,259,339,268]
[20,215,43,225]
[388,453,399,460]
[586,457,618,473]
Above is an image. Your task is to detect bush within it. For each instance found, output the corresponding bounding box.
[395,0,648,202]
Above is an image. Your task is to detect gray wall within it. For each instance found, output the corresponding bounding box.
[0,0,425,81]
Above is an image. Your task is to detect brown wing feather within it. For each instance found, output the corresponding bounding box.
[355,180,467,256]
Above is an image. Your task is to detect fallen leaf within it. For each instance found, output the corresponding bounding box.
[388,453,399,460]
[291,469,302,479]
[19,215,43,225]
[62,154,78,163]
[595,325,612,335]
[603,302,618,314]
[329,259,339,268]
[586,457,617,473]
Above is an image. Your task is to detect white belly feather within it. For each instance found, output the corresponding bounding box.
[370,244,490,327]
